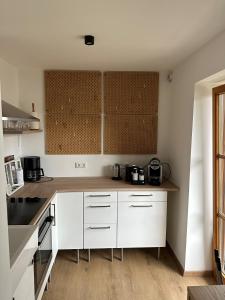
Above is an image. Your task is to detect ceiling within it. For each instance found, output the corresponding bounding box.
[0,0,225,70]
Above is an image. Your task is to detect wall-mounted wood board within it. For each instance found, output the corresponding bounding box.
[45,70,101,154]
[45,70,101,114]
[104,71,159,114]
[46,113,101,154]
[104,115,157,154]
[103,71,159,154]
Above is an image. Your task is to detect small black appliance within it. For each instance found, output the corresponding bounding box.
[112,163,122,180]
[148,158,162,186]
[125,165,138,182]
[23,156,44,182]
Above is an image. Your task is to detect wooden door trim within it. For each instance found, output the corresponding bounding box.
[212,84,225,277]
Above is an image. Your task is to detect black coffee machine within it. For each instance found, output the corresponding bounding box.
[148,158,162,186]
[23,156,44,182]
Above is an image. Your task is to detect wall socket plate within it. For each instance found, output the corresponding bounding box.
[75,162,87,168]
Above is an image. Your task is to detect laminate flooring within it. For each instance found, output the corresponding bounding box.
[42,248,214,300]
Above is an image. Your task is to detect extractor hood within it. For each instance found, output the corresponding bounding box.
[1,100,39,121]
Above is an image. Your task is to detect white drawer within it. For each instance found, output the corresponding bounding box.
[84,201,117,223]
[118,191,167,202]
[84,223,117,249]
[84,191,117,203]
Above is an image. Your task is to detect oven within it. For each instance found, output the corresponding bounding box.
[34,205,54,297]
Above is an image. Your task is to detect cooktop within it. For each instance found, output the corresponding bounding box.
[7,197,48,225]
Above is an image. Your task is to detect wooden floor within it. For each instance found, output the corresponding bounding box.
[42,248,214,300]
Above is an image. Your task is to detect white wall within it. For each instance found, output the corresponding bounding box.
[0,57,21,157]
[185,84,213,271]
[167,29,225,270]
[0,86,12,300]
[18,68,171,177]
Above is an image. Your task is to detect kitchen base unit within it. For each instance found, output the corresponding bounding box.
[13,263,35,300]
[117,191,167,249]
[83,192,117,252]
[57,192,83,250]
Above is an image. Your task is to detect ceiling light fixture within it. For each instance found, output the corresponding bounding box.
[84,35,94,46]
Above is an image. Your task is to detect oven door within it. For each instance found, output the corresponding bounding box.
[34,213,54,296]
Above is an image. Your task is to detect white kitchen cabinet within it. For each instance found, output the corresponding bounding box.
[84,191,117,249]
[84,201,117,224]
[57,192,83,249]
[84,191,117,203]
[55,190,168,251]
[84,223,117,249]
[13,263,35,300]
[51,194,58,259]
[118,191,167,202]
[117,191,167,248]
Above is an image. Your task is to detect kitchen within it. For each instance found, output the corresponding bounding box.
[4,71,180,299]
[1,1,225,300]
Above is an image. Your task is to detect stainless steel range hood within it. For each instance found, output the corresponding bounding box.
[2,100,39,121]
[1,100,40,134]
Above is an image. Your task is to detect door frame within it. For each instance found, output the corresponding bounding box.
[213,84,225,275]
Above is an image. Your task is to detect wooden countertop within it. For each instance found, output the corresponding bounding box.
[13,177,178,225]
[188,285,225,300]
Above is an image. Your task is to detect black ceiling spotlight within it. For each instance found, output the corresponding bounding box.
[84,35,94,46]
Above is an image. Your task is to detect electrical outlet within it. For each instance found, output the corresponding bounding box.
[75,162,87,168]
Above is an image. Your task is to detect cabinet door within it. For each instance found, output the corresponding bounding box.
[118,201,167,248]
[57,192,83,249]
[51,194,58,259]
[13,263,35,300]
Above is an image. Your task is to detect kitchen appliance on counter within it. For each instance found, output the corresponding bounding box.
[125,165,138,182]
[112,163,122,180]
[23,156,45,182]
[125,165,146,185]
[7,196,54,297]
[147,158,162,186]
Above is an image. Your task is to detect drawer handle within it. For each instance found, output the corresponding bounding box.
[88,194,111,197]
[131,194,153,197]
[130,205,153,208]
[88,226,111,230]
[88,205,111,208]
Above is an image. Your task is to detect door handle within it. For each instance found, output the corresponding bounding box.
[130,205,153,208]
[88,194,111,197]
[88,205,111,208]
[131,194,153,197]
[51,203,56,226]
[88,226,111,230]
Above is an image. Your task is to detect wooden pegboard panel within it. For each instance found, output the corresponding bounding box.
[104,71,159,114]
[45,70,101,114]
[104,115,157,154]
[46,113,101,154]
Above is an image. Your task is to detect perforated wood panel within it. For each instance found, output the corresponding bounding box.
[104,115,157,154]
[45,71,101,114]
[103,71,159,154]
[104,72,159,114]
[46,113,101,154]
[45,70,101,154]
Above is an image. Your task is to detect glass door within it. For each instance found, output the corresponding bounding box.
[213,84,225,277]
